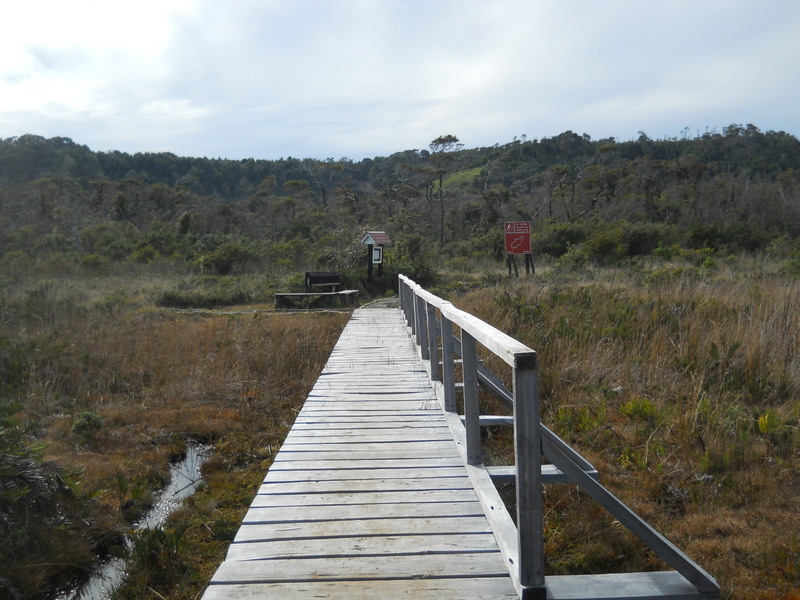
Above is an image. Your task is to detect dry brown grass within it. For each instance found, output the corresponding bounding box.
[4,262,798,598]
[0,271,349,599]
[451,262,799,599]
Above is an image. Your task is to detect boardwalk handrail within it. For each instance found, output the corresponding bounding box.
[398,275,720,600]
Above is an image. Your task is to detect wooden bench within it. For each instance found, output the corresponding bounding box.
[305,271,341,292]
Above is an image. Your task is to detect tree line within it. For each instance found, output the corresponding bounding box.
[1,124,800,279]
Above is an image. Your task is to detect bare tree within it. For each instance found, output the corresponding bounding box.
[429,134,461,249]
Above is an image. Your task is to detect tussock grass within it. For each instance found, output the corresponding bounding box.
[451,261,799,599]
[0,270,348,599]
[4,259,798,599]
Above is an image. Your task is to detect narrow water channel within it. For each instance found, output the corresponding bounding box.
[56,444,211,600]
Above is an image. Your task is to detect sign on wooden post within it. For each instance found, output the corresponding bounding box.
[361,231,391,282]
[504,221,531,254]
[504,221,535,275]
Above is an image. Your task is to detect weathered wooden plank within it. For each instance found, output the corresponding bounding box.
[286,426,451,435]
[263,466,469,482]
[242,501,483,523]
[310,383,429,393]
[289,424,448,433]
[297,406,440,413]
[299,404,440,412]
[203,577,518,600]
[269,458,463,470]
[232,515,495,542]
[286,427,452,436]
[225,533,504,560]
[315,370,426,376]
[275,440,458,453]
[301,401,441,410]
[301,398,438,406]
[283,432,454,444]
[259,477,470,494]
[294,412,444,420]
[249,489,487,507]
[270,449,462,461]
[297,412,441,422]
[297,408,436,416]
[316,375,426,381]
[299,403,442,412]
[311,372,429,379]
[210,553,510,584]
[318,369,424,375]
[306,381,430,389]
[283,433,453,443]
[302,398,436,404]
[315,373,426,377]
[256,477,475,494]
[286,424,449,434]
[291,418,448,428]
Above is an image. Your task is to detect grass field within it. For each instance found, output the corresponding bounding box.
[1,255,798,599]
[441,255,799,600]
[0,269,349,599]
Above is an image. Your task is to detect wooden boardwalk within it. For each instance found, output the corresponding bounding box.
[203,306,518,599]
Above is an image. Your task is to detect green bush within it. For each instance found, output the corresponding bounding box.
[72,410,104,440]
[687,223,770,252]
[621,222,680,256]
[200,242,257,275]
[128,244,163,264]
[653,243,682,260]
[583,226,627,265]
[447,228,505,259]
[80,253,109,270]
[535,222,589,257]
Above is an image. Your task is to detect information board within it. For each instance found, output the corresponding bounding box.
[504,221,531,254]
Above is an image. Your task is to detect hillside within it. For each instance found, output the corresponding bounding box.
[2,125,800,278]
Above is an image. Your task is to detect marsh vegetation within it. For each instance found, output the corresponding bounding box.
[2,253,798,600]
[2,126,799,598]
[442,255,799,600]
[0,269,349,599]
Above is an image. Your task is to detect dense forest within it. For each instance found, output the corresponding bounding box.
[2,124,800,280]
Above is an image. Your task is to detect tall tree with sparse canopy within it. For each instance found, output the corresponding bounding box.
[429,134,461,249]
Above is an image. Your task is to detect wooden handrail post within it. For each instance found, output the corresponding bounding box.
[415,294,430,360]
[406,281,419,339]
[398,279,406,321]
[514,355,546,598]
[426,303,440,382]
[400,278,411,325]
[405,284,414,327]
[461,331,482,465]
[440,311,457,412]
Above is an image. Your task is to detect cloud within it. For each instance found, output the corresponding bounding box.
[1,0,799,159]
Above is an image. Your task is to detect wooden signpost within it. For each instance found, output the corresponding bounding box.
[504,221,534,276]
[361,231,391,283]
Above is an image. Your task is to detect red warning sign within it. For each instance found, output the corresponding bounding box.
[504,221,531,254]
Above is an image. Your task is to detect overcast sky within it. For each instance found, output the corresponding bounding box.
[2,0,799,161]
